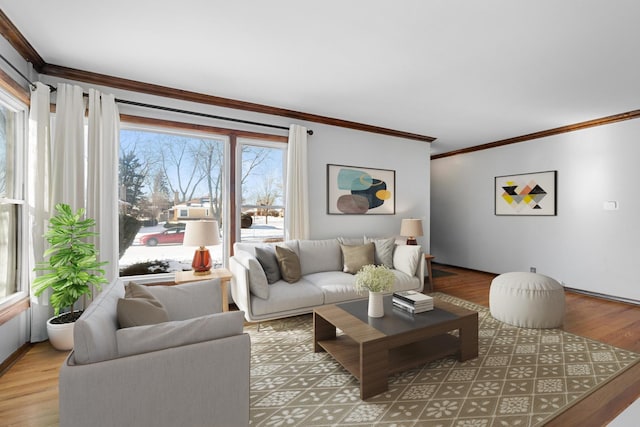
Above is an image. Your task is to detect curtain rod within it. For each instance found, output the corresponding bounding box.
[0,52,313,135]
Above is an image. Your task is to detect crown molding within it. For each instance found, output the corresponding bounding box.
[0,10,45,71]
[431,110,640,160]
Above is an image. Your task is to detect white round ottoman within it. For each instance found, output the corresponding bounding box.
[489,272,565,328]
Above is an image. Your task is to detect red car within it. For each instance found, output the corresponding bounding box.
[139,228,185,246]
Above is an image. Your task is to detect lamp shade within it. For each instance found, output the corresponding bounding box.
[183,220,221,247]
[400,219,424,238]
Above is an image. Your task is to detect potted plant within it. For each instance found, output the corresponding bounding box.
[355,264,395,318]
[33,203,108,350]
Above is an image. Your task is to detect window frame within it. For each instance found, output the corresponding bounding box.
[0,84,29,313]
[118,122,230,282]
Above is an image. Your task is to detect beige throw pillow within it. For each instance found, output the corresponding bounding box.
[117,282,169,328]
[341,243,375,274]
[275,245,302,283]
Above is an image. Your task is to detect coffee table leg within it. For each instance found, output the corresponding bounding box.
[360,342,388,400]
[459,313,479,361]
[313,312,336,353]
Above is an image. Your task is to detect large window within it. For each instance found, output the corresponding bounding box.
[0,92,26,304]
[238,139,286,243]
[118,126,228,277]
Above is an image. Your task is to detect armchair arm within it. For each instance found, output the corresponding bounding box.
[116,310,245,357]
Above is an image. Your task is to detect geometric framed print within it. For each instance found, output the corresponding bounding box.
[495,170,557,216]
[327,164,395,215]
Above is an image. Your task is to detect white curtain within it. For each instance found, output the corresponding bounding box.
[284,124,310,240]
[87,89,120,282]
[28,82,53,342]
[28,83,120,340]
[51,84,85,212]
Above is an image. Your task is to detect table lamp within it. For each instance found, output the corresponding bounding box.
[183,220,221,275]
[400,218,423,245]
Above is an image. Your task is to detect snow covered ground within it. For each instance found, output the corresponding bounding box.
[119,216,284,273]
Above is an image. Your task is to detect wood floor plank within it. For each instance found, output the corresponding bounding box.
[0,264,638,426]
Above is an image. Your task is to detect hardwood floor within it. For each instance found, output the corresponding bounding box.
[0,264,638,426]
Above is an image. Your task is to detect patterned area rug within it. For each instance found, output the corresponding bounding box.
[247,293,639,426]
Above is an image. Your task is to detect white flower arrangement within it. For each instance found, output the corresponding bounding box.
[355,264,395,293]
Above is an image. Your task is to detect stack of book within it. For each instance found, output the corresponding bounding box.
[392,290,434,314]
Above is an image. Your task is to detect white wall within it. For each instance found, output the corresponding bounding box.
[431,119,640,302]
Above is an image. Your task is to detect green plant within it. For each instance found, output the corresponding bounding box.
[355,264,395,293]
[33,203,108,317]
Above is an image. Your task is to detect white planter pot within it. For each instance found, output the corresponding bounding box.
[368,291,385,318]
[47,314,75,351]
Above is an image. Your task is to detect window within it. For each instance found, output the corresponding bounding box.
[238,139,286,243]
[0,90,27,305]
[118,126,228,278]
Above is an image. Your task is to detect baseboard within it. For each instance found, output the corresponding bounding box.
[564,286,640,306]
[0,342,32,377]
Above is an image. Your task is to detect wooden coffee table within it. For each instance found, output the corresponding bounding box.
[313,295,478,399]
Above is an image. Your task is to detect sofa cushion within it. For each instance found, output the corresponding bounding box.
[364,236,395,268]
[275,245,302,283]
[298,239,342,275]
[117,282,169,328]
[234,240,300,257]
[73,278,125,365]
[146,279,222,320]
[250,278,324,316]
[393,244,422,276]
[233,249,270,299]
[254,246,281,284]
[304,271,363,304]
[341,243,375,274]
[116,310,245,358]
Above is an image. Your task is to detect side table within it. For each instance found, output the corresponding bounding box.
[175,268,232,312]
[425,254,435,292]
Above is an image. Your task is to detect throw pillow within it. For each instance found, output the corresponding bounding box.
[393,244,422,276]
[117,282,169,328]
[364,236,395,268]
[275,245,302,283]
[255,246,281,284]
[340,243,375,274]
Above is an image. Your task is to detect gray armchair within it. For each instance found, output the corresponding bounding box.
[59,278,250,427]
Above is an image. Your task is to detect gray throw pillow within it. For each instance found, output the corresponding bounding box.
[117,282,169,328]
[340,243,375,274]
[255,246,281,284]
[364,236,395,268]
[275,245,302,283]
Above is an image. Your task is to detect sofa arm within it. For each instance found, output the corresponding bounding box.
[60,333,250,427]
[229,256,253,320]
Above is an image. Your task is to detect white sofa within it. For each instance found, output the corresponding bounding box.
[230,238,425,322]
[59,278,250,427]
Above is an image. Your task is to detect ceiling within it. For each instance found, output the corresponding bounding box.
[1,0,639,155]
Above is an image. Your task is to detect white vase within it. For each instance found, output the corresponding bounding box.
[368,291,385,318]
[46,315,75,351]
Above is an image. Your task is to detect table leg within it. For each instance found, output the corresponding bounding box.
[220,278,229,312]
[313,313,336,353]
[360,342,389,400]
[459,313,479,361]
[425,255,435,292]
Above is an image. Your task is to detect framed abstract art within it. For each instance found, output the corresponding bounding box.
[495,170,557,216]
[327,164,395,215]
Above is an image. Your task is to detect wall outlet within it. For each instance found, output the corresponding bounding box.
[530,267,536,273]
